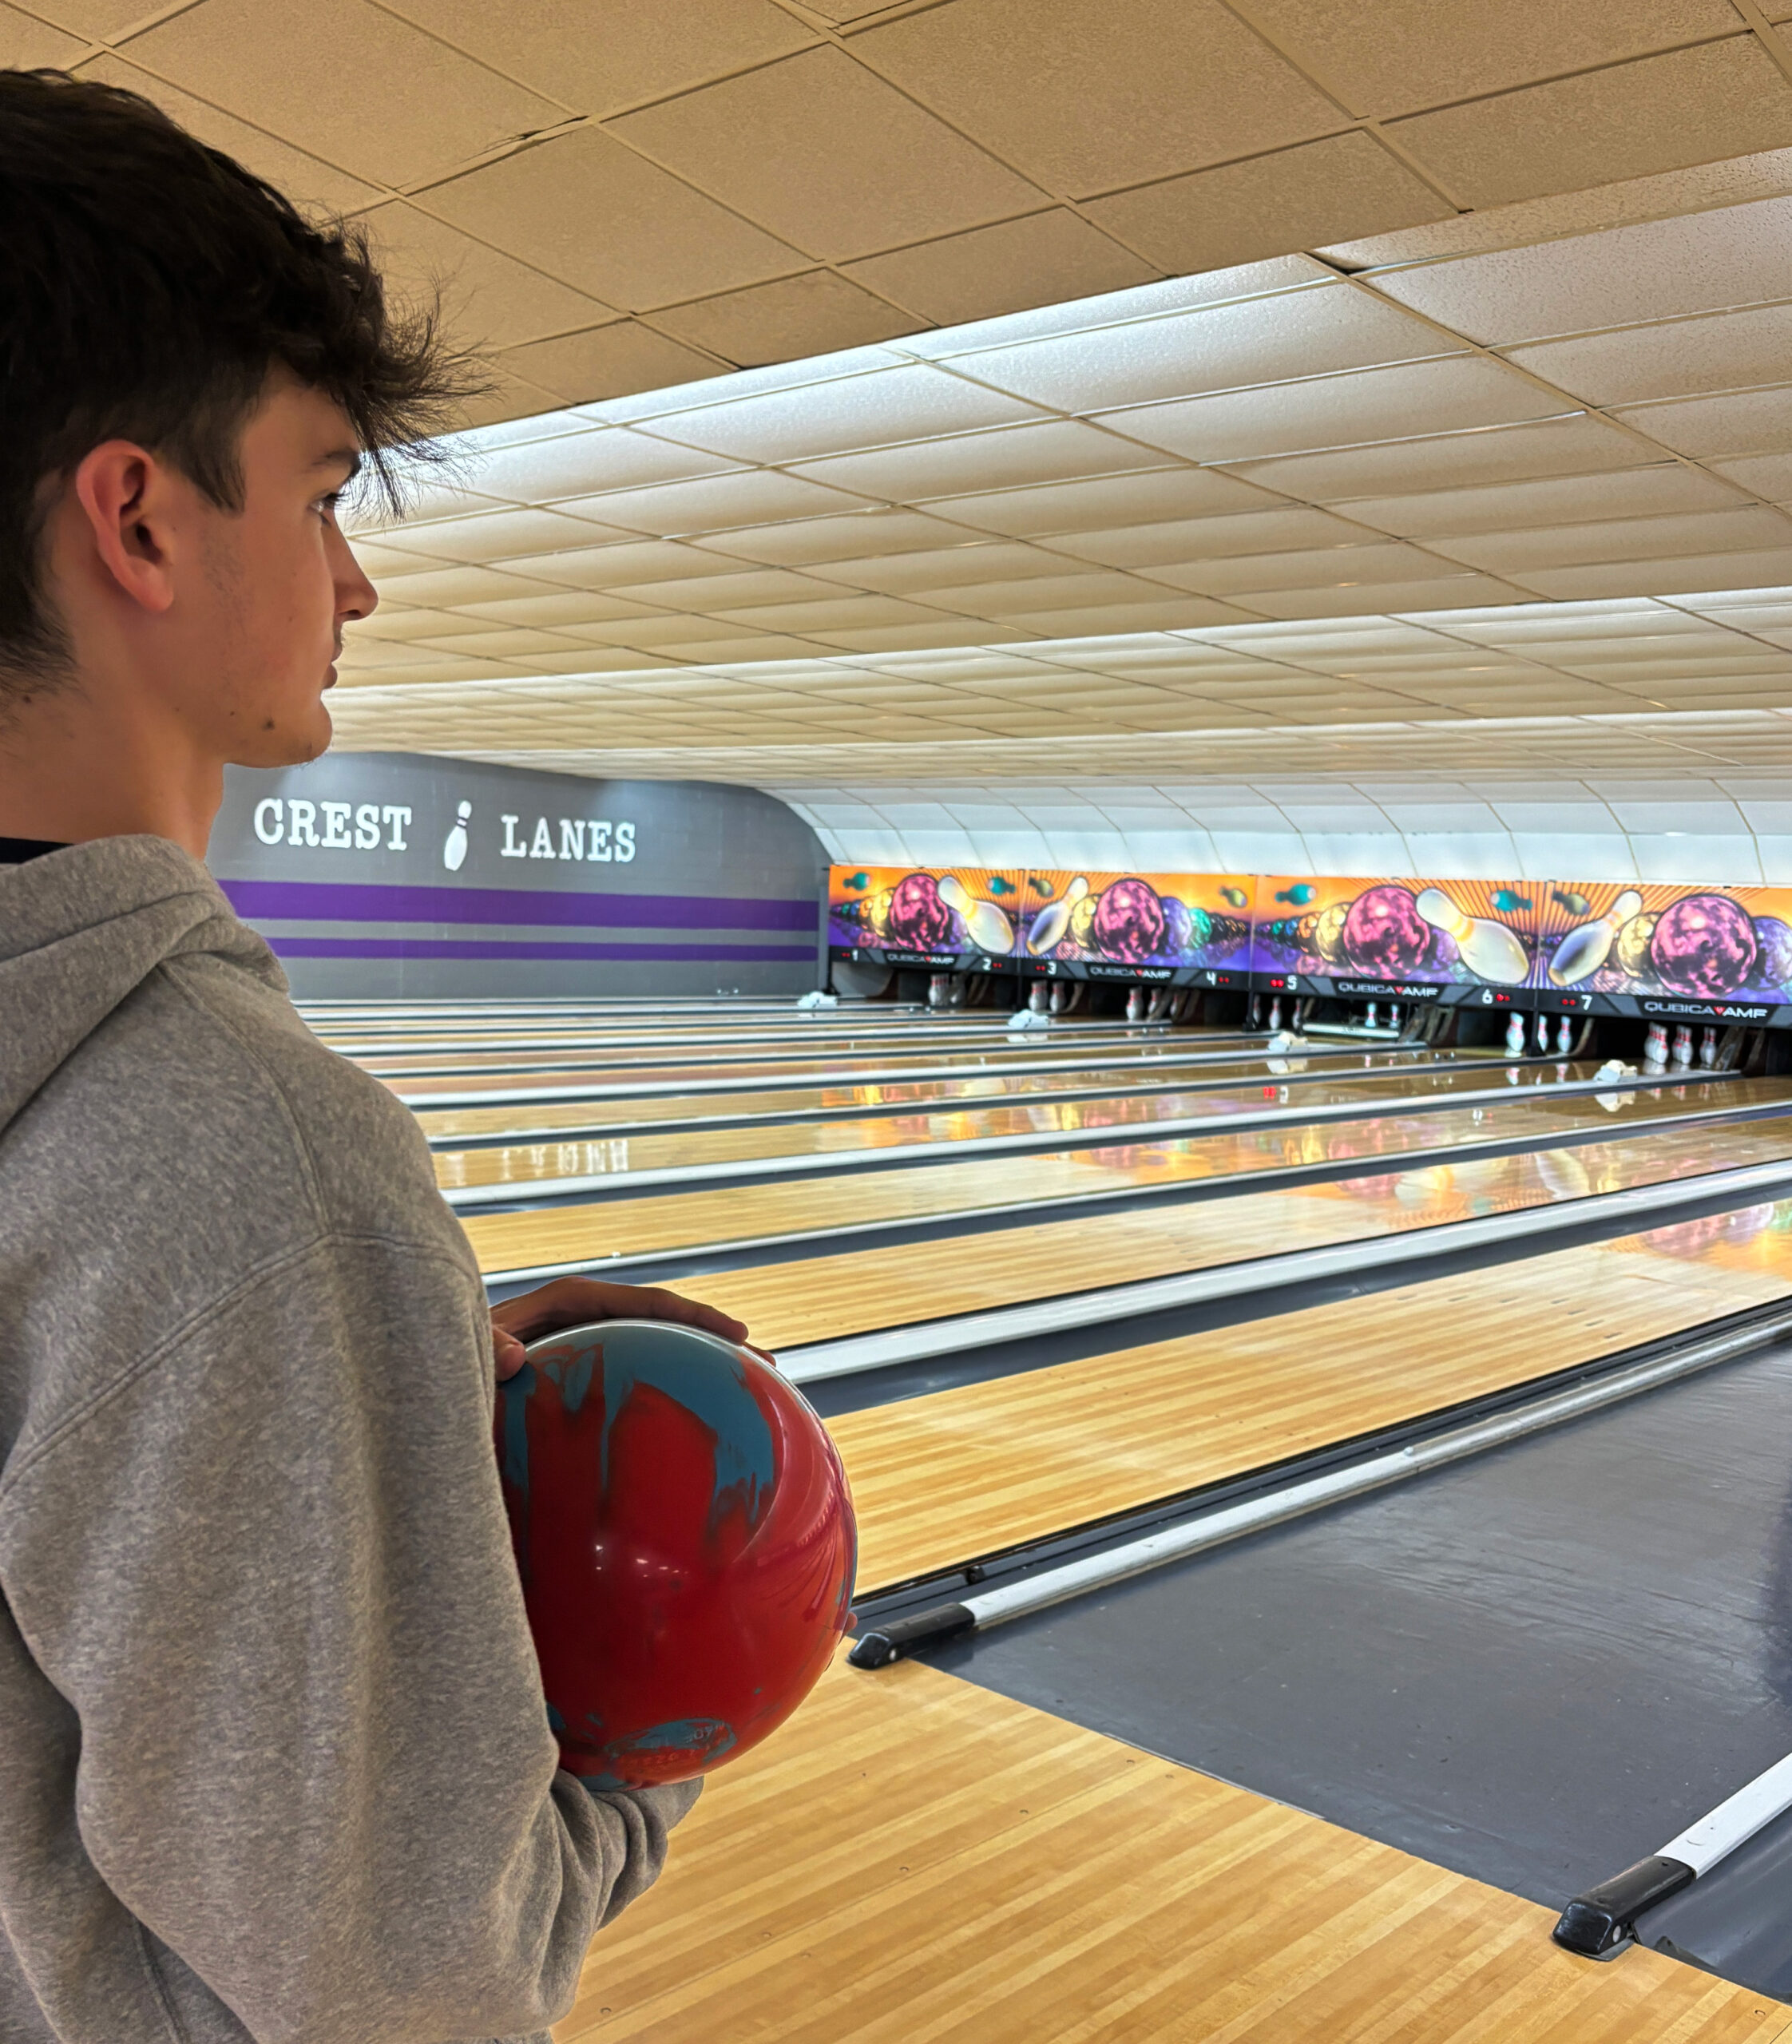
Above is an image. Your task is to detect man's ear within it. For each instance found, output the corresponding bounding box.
[69,440,182,617]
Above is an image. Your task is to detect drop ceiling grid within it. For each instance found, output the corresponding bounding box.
[24,0,1792,421]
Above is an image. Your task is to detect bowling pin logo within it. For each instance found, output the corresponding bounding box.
[442,798,472,872]
[1549,890,1642,986]
[1414,887,1527,984]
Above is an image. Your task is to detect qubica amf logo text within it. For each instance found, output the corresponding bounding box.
[253,798,636,870]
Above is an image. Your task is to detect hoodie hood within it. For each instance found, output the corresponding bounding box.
[0,836,283,1140]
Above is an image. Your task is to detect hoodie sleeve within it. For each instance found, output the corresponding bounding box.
[0,1226,697,2044]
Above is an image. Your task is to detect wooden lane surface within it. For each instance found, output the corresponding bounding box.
[434,1062,1699,1195]
[837,1214,1792,1596]
[349,1021,1179,1075]
[461,1075,1781,1278]
[386,1032,1225,1097]
[415,1047,1457,1144]
[659,1114,1792,1355]
[555,1653,1787,2044]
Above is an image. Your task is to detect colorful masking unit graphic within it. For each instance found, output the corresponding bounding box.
[1535,883,1792,1000]
[827,866,1025,960]
[1251,876,1536,988]
[1016,872,1255,970]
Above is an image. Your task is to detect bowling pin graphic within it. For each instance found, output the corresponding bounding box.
[442,798,472,872]
[1548,889,1643,985]
[938,874,1014,956]
[1028,876,1090,955]
[1414,888,1527,984]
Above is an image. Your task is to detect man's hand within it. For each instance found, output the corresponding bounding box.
[490,1277,749,1382]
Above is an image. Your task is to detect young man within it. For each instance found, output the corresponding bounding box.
[0,68,749,2044]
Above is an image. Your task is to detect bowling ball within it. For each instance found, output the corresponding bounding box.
[1753,916,1792,990]
[1160,896,1198,959]
[1614,910,1657,981]
[1342,884,1430,976]
[884,871,953,951]
[1310,900,1350,964]
[1649,893,1756,996]
[1092,877,1167,962]
[1068,896,1099,951]
[494,1321,856,1792]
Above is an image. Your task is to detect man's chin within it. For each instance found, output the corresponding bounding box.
[235,700,334,769]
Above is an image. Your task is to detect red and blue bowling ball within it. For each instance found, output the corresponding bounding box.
[494,1319,856,1790]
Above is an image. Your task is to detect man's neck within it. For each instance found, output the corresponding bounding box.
[0,679,220,858]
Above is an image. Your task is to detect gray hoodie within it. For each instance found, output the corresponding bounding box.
[0,837,697,2044]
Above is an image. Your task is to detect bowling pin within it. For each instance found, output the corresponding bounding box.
[938,875,1015,957]
[928,972,948,1009]
[1127,985,1145,1022]
[1027,876,1090,956]
[1643,1022,1667,1069]
[1365,1002,1378,1030]
[1050,980,1068,1014]
[1548,890,1643,985]
[1700,1025,1718,1068]
[1268,996,1283,1031]
[1029,979,1049,1014]
[1556,1015,1572,1056]
[442,798,472,873]
[1415,888,1528,984]
[1505,1012,1526,1055]
[1250,996,1263,1028]
[1387,1004,1401,1035]
[1671,1024,1694,1068]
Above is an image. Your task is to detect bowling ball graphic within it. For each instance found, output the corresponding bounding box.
[1615,910,1658,981]
[1069,896,1099,950]
[884,871,953,950]
[1649,893,1756,997]
[1310,900,1350,964]
[1161,896,1196,958]
[1425,928,1460,972]
[1092,877,1168,961]
[494,1321,856,1791]
[1753,915,1792,990]
[1342,884,1431,976]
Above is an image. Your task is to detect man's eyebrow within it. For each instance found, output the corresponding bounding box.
[314,447,363,482]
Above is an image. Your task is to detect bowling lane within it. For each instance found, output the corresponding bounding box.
[349,1020,1219,1077]
[432,1061,1730,1203]
[460,1074,1786,1281]
[328,1015,1164,1059]
[389,1033,1421,1105]
[550,1656,1778,2044]
[414,1045,1486,1145]
[831,1206,1792,1597]
[638,1113,1792,1361]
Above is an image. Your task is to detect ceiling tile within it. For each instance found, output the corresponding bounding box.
[1510,546,1792,597]
[1366,194,1792,344]
[1611,386,1792,458]
[856,0,1341,196]
[1053,507,1374,565]
[375,0,814,116]
[952,281,1452,414]
[607,46,1043,263]
[973,599,1255,635]
[1098,357,1568,463]
[1085,133,1451,275]
[368,202,615,348]
[844,212,1157,327]
[454,427,738,504]
[82,53,382,214]
[124,0,568,189]
[1223,412,1658,499]
[447,366,563,431]
[641,365,1049,463]
[1711,453,1792,500]
[1386,39,1792,210]
[1430,507,1792,572]
[1505,303,1792,406]
[931,468,1285,534]
[806,543,1070,594]
[1148,540,1465,595]
[650,271,923,366]
[598,566,849,611]
[371,562,571,607]
[422,128,803,308]
[1342,465,1750,536]
[792,419,1174,500]
[691,509,993,564]
[552,469,878,533]
[1243,0,1742,118]
[369,506,648,563]
[1239,575,1529,617]
[498,321,728,403]
[27,0,153,32]
[707,594,972,632]
[0,5,85,65]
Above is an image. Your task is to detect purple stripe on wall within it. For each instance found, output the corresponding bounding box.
[266,937,818,963]
[220,877,819,933]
